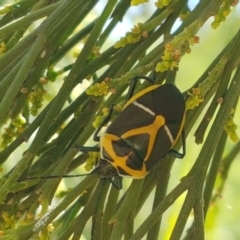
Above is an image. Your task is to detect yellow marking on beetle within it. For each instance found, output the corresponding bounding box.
[173,111,186,146]
[124,84,161,109]
[117,161,147,179]
[121,115,165,161]
[100,133,147,178]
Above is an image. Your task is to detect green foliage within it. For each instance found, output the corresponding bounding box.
[0,0,240,239]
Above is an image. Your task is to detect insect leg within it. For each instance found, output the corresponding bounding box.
[77,106,114,152]
[167,129,186,159]
[125,75,155,102]
[77,145,100,152]
[108,176,122,190]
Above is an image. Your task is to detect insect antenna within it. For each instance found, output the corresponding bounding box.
[17,169,98,182]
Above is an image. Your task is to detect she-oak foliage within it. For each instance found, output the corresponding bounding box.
[0,0,240,239]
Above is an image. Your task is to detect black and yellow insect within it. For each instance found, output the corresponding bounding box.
[20,76,185,189]
[79,76,186,189]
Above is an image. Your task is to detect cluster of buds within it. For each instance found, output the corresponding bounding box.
[186,88,204,110]
[186,57,228,110]
[156,37,199,72]
[224,109,238,142]
[1,212,16,229]
[0,42,6,56]
[211,0,239,29]
[38,224,55,240]
[86,79,112,97]
[85,152,99,171]
[1,115,26,148]
[131,0,149,5]
[47,68,59,82]
[114,23,148,48]
[29,87,46,116]
[92,107,110,129]
[155,0,172,8]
